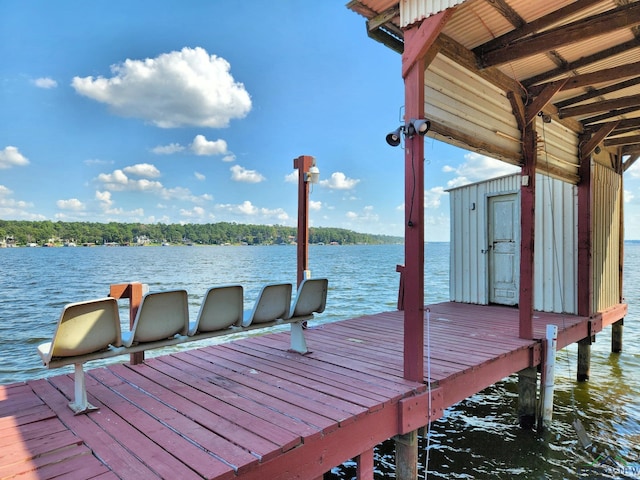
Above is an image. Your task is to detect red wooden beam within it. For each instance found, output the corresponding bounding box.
[356,448,374,480]
[293,155,315,288]
[519,124,536,339]
[109,282,144,364]
[403,60,426,382]
[398,388,444,434]
[577,143,593,317]
[402,9,456,79]
[402,10,453,383]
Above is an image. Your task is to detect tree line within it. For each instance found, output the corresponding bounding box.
[0,220,402,246]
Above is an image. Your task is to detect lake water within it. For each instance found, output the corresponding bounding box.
[0,243,638,479]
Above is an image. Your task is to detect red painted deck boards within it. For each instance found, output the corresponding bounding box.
[0,302,621,479]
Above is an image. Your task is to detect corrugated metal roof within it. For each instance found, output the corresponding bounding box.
[347,0,640,175]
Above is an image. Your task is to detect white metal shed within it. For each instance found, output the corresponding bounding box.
[448,173,578,314]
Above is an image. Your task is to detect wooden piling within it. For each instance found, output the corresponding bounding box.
[577,337,591,382]
[517,367,537,429]
[612,319,624,353]
[395,431,418,480]
[356,448,374,480]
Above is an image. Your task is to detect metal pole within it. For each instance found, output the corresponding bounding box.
[541,324,558,429]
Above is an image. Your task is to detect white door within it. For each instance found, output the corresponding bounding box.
[488,194,519,305]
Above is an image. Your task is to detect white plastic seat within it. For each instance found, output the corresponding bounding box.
[242,283,292,327]
[288,278,328,354]
[189,285,243,336]
[37,297,121,414]
[121,290,189,347]
[290,278,328,318]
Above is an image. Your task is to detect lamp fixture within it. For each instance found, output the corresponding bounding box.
[385,127,403,147]
[385,118,430,147]
[305,163,320,184]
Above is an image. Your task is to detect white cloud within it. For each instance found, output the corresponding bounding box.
[152,135,230,157]
[96,190,113,206]
[191,134,228,155]
[310,200,322,211]
[194,172,206,181]
[230,164,265,183]
[320,171,360,190]
[216,200,289,222]
[444,152,520,188]
[123,163,161,178]
[284,171,298,184]
[33,77,57,89]
[179,206,212,220]
[425,186,446,209]
[56,198,85,211]
[0,146,30,169]
[152,143,185,155]
[84,158,113,166]
[345,205,379,224]
[96,169,163,192]
[72,46,251,128]
[0,184,39,219]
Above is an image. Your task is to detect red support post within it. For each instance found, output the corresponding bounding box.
[401,10,454,382]
[518,123,536,339]
[356,448,374,480]
[577,143,593,317]
[109,282,144,364]
[402,55,426,382]
[294,155,315,289]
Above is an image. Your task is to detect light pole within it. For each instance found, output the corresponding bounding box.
[293,155,319,288]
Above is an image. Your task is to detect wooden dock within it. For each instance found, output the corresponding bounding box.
[0,302,626,480]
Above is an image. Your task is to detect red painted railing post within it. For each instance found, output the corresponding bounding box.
[396,264,405,310]
[294,155,315,289]
[109,282,144,365]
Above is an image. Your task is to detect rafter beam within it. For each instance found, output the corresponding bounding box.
[582,105,640,125]
[623,154,640,171]
[524,38,640,87]
[479,2,640,68]
[604,134,640,147]
[622,144,640,156]
[559,93,640,118]
[580,121,620,161]
[507,91,526,130]
[486,0,525,29]
[526,79,568,124]
[563,61,640,91]
[367,5,399,31]
[584,119,633,136]
[554,77,640,110]
[475,0,601,55]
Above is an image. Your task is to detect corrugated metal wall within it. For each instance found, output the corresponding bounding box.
[425,55,581,182]
[449,175,520,305]
[534,174,578,313]
[400,0,465,27]
[449,173,578,313]
[592,162,622,312]
[425,55,522,165]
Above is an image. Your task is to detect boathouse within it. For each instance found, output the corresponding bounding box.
[1,1,638,479]
[347,0,632,475]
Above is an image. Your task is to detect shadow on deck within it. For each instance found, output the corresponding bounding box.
[0,301,626,479]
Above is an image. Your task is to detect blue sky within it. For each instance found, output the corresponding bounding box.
[3,1,640,241]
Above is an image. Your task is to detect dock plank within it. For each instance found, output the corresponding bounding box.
[0,301,619,480]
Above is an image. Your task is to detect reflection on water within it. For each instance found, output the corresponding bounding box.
[0,242,638,479]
